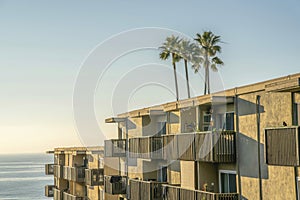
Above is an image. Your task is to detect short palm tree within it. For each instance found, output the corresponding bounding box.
[159,35,181,101]
[194,31,224,95]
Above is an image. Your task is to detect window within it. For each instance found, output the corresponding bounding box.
[219,170,237,193]
[216,112,234,131]
[157,122,166,135]
[157,166,167,182]
[203,112,211,131]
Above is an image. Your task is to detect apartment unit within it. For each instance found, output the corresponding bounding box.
[45,147,104,200]
[104,73,300,200]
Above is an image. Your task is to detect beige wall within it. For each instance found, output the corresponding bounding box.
[180,107,197,133]
[238,91,296,200]
[167,110,180,134]
[180,161,195,190]
[168,160,181,184]
[104,157,120,176]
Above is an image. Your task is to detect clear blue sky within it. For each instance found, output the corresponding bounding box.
[0,0,299,153]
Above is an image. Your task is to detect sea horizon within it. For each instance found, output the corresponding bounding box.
[0,153,53,200]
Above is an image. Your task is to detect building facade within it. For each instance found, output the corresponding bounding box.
[45,147,104,200]
[104,73,300,200]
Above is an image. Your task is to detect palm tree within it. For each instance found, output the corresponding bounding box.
[178,39,193,98]
[159,35,181,101]
[194,31,224,95]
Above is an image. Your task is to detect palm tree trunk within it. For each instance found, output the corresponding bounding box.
[172,53,179,101]
[204,53,209,95]
[207,65,210,94]
[184,59,191,98]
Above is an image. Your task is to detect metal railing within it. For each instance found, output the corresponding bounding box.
[85,168,104,186]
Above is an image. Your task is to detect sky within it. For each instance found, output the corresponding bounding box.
[0,0,299,154]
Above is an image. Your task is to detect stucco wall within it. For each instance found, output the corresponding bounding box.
[180,161,195,190]
[238,91,296,200]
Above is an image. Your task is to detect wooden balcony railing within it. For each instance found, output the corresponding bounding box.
[85,168,104,186]
[129,136,163,159]
[70,166,85,182]
[62,192,84,200]
[104,175,127,195]
[45,164,54,175]
[104,139,126,157]
[53,188,63,200]
[53,165,63,178]
[265,126,300,166]
[45,185,54,197]
[162,185,239,200]
[127,131,235,162]
[62,166,85,182]
[129,179,165,200]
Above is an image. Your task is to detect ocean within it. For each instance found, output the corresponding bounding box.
[0,154,53,200]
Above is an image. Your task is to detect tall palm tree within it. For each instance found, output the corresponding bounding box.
[194,31,224,95]
[178,39,193,98]
[159,35,181,101]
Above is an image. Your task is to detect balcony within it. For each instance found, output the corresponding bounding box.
[129,179,165,200]
[104,175,126,195]
[45,185,54,197]
[54,165,63,178]
[45,164,54,175]
[62,192,84,200]
[162,185,239,200]
[128,131,236,162]
[63,166,85,182]
[129,136,163,159]
[85,168,104,186]
[53,188,63,200]
[70,167,85,182]
[104,139,126,157]
[265,126,300,166]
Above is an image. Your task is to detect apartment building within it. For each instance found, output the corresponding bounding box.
[45,147,104,200]
[104,73,300,200]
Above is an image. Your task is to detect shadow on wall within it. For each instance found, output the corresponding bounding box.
[238,98,265,116]
[239,133,269,179]
[127,120,137,130]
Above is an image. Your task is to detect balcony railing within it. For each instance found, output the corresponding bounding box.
[70,167,85,182]
[128,131,235,163]
[129,136,163,159]
[53,188,63,200]
[104,175,126,195]
[54,165,63,178]
[45,185,54,197]
[265,126,300,166]
[104,139,126,157]
[45,164,54,175]
[85,168,104,186]
[129,179,165,200]
[63,166,85,182]
[162,185,239,200]
[62,192,84,200]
